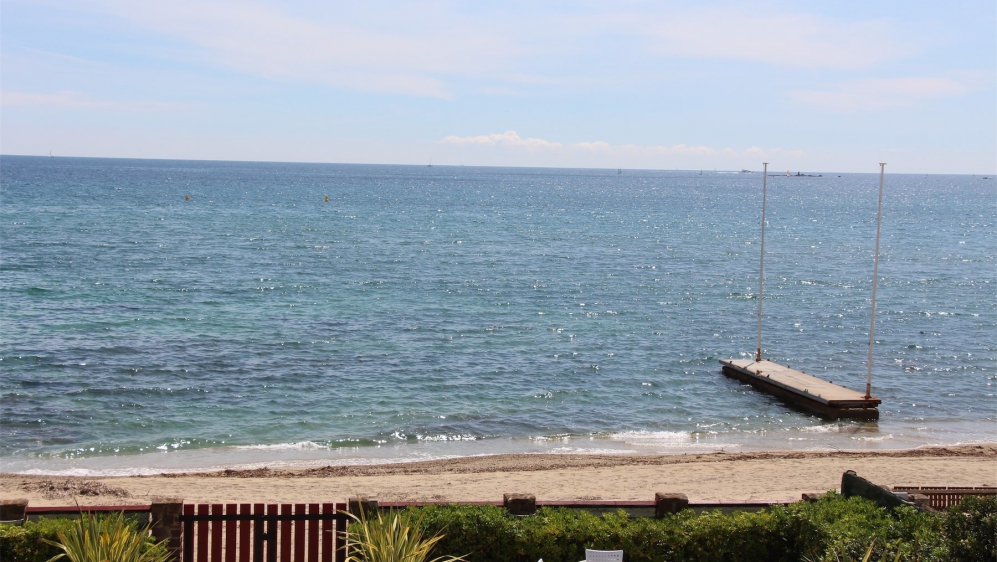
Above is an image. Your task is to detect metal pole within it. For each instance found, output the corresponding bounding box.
[756,162,768,362]
[865,163,886,399]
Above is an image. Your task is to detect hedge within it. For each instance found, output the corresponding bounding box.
[0,513,164,562]
[413,494,993,562]
[0,518,75,562]
[944,495,997,562]
[2,495,992,562]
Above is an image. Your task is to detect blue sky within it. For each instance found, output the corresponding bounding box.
[2,1,994,173]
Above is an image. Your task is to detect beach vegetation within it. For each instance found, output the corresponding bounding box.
[793,493,947,561]
[344,506,466,562]
[943,495,997,562]
[3,495,993,562]
[0,511,168,562]
[409,493,988,562]
[0,518,74,562]
[41,510,169,562]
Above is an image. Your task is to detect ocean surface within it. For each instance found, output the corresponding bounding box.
[1,156,994,476]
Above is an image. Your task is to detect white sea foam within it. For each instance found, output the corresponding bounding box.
[609,430,692,442]
[793,425,842,434]
[388,431,479,442]
[545,446,642,455]
[850,434,894,443]
[234,441,328,451]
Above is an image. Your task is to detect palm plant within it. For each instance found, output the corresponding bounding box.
[343,507,464,562]
[44,510,169,562]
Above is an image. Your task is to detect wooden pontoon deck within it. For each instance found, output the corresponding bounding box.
[719,359,880,420]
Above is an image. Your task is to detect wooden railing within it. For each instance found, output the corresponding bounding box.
[180,502,348,562]
[892,486,997,510]
[23,488,997,562]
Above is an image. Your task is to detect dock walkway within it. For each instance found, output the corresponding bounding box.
[719,359,880,420]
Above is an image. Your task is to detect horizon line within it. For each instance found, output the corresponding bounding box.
[2,153,994,176]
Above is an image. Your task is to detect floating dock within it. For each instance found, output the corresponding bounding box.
[719,359,880,420]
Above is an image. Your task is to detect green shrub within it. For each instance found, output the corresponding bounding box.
[792,493,947,561]
[945,495,997,562]
[43,510,169,562]
[0,513,166,562]
[415,503,806,562]
[0,518,76,562]
[344,507,464,562]
[410,495,952,562]
[8,495,990,562]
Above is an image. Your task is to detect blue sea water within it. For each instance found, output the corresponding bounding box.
[1,156,994,475]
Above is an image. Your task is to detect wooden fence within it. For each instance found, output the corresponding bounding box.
[891,486,997,510]
[180,502,348,562]
[17,486,997,561]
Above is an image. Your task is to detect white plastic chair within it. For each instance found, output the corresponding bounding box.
[582,549,623,562]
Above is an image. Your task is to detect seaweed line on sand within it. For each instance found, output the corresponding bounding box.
[147,444,997,479]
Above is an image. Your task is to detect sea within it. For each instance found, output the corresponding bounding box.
[1,155,994,476]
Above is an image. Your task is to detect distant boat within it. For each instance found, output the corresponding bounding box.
[740,169,752,173]
[48,150,53,158]
[617,168,622,175]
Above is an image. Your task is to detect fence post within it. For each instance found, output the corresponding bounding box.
[150,498,184,561]
[908,494,935,511]
[654,493,688,517]
[0,499,28,523]
[348,496,379,518]
[503,493,536,516]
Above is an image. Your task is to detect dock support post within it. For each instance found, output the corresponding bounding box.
[865,163,886,399]
[756,162,768,361]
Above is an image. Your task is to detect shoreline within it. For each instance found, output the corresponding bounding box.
[5,421,992,477]
[4,444,994,507]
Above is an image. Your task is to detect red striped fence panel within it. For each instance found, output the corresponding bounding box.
[180,502,349,562]
[892,486,997,510]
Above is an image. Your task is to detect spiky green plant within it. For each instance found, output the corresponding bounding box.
[43,510,169,562]
[343,508,464,562]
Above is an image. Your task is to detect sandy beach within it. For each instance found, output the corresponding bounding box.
[2,445,994,508]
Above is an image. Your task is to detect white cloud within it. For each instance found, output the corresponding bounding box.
[441,131,805,162]
[620,6,911,70]
[573,141,611,150]
[789,75,976,112]
[1,90,185,112]
[78,1,920,100]
[89,0,518,99]
[442,131,562,149]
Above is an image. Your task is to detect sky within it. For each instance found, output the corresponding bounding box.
[1,0,994,173]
